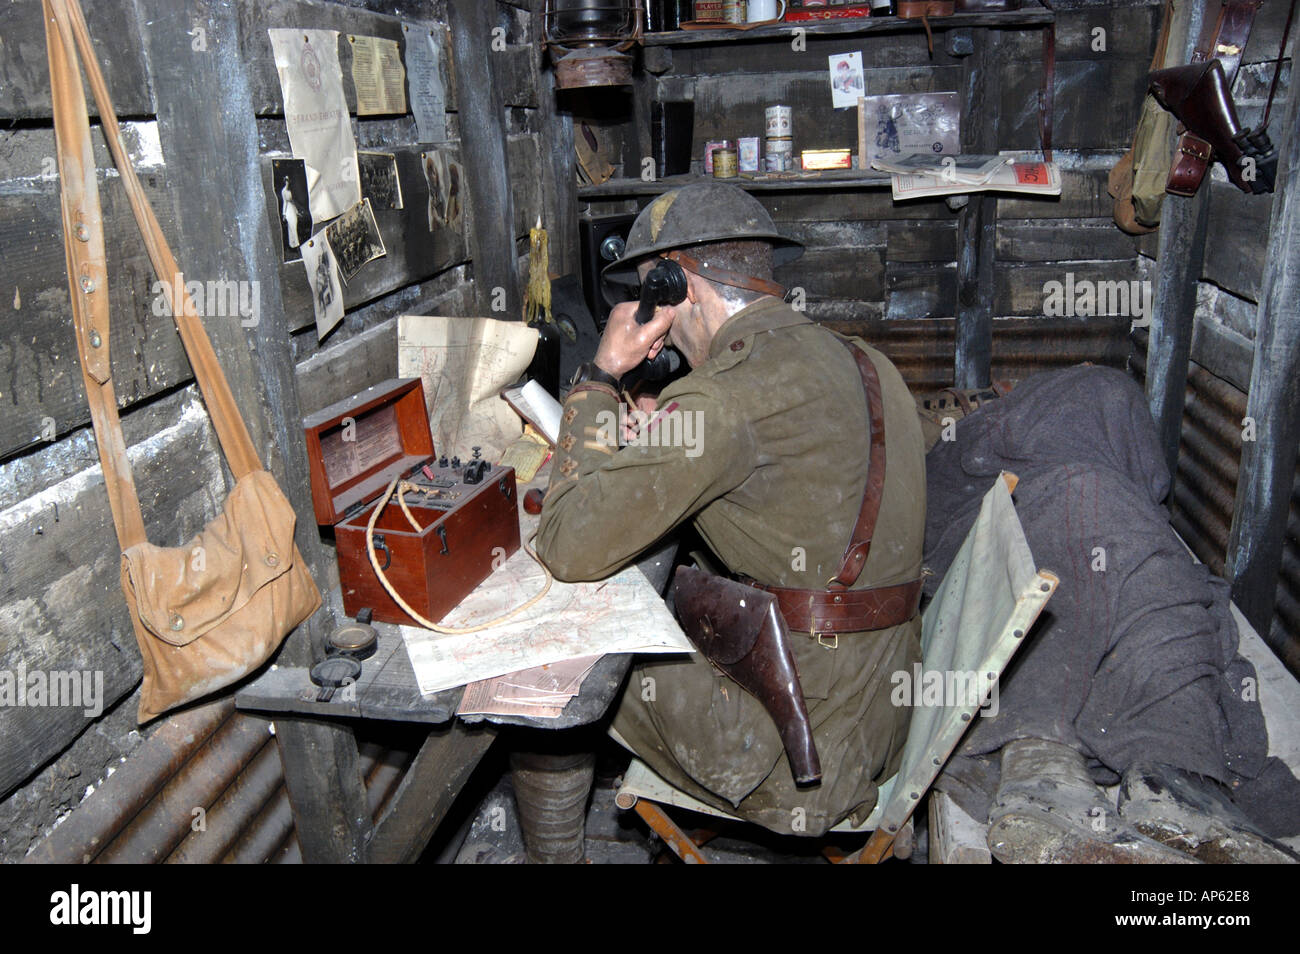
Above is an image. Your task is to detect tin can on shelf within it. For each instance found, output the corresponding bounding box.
[693,0,726,22]
[765,136,794,171]
[765,105,793,137]
[801,148,852,170]
[738,136,761,172]
[703,139,733,174]
[712,146,739,178]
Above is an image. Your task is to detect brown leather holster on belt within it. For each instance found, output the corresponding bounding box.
[671,336,922,786]
[1151,58,1275,196]
[1150,0,1289,197]
[674,566,822,784]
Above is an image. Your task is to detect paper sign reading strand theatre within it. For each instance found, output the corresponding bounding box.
[269,28,360,221]
[348,34,407,115]
[403,22,447,143]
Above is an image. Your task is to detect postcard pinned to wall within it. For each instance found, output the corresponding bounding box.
[403,21,447,143]
[301,232,344,341]
[829,51,864,109]
[325,198,387,284]
[269,28,360,221]
[347,34,407,116]
[358,151,403,210]
[272,158,312,263]
[858,92,961,171]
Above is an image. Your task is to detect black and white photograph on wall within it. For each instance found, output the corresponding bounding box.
[358,151,404,211]
[272,157,312,263]
[325,197,387,283]
[422,149,463,232]
[300,231,344,340]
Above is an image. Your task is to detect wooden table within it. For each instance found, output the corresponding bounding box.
[236,471,679,862]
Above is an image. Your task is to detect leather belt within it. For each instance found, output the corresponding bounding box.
[736,334,923,640]
[1166,131,1213,197]
[748,577,924,638]
[664,249,787,300]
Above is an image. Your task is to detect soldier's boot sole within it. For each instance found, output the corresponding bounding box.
[1118,762,1299,864]
[986,738,1196,864]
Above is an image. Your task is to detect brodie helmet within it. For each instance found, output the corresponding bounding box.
[600,181,803,301]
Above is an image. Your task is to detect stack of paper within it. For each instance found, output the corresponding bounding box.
[872,152,1010,184]
[457,654,602,719]
[881,156,1062,201]
[500,380,562,481]
[501,380,562,446]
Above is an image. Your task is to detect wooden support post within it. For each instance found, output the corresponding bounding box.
[274,716,373,863]
[954,29,998,390]
[1144,0,1211,485]
[1226,55,1300,645]
[531,0,579,277]
[134,0,337,656]
[449,0,522,317]
[136,0,370,860]
[369,723,498,863]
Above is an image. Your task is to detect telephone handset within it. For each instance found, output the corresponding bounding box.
[629,259,687,382]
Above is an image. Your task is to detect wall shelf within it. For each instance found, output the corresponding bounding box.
[642,5,1055,47]
[579,169,893,198]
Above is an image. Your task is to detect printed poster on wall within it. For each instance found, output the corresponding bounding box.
[829,51,865,109]
[269,28,361,222]
[860,92,961,170]
[348,34,407,116]
[402,21,447,143]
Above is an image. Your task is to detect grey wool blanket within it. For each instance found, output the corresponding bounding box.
[922,364,1300,838]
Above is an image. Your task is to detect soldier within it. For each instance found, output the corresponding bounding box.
[535,183,926,836]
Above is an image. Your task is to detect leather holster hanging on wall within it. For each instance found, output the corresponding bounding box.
[1149,0,1294,198]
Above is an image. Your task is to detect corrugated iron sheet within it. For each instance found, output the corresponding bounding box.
[822,317,1131,394]
[25,703,420,865]
[1269,466,1300,675]
[1132,333,1299,677]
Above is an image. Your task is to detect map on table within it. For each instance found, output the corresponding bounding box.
[400,543,693,696]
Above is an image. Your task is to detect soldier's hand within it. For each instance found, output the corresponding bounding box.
[594,300,675,379]
[622,390,660,441]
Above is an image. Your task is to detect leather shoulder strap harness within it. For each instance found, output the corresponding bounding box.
[745,337,923,639]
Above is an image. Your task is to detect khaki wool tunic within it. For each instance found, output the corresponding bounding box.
[536,297,926,836]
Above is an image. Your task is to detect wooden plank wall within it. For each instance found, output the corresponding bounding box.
[1131,0,1299,676]
[0,0,556,858]
[583,1,1161,390]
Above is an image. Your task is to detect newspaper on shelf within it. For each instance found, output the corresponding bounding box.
[889,159,1062,201]
[872,152,1009,184]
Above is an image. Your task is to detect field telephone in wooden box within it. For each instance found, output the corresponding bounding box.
[303,378,521,626]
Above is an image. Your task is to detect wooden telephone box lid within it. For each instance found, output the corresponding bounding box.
[302,378,435,526]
